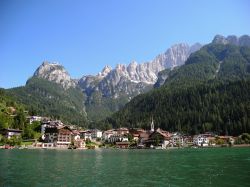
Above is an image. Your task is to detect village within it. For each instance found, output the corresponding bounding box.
[0,115,239,150]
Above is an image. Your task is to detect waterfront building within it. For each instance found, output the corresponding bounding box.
[102,129,116,141]
[129,128,146,142]
[115,127,129,135]
[0,128,23,139]
[44,126,73,148]
[108,134,128,143]
[193,134,209,147]
[41,120,64,140]
[138,132,151,147]
[146,128,171,148]
[183,135,194,146]
[74,139,85,149]
[90,129,102,140]
[73,133,85,149]
[79,130,92,141]
[132,133,140,141]
[171,134,184,147]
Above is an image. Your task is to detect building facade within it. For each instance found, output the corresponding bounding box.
[0,129,23,139]
[193,135,209,147]
[44,126,73,148]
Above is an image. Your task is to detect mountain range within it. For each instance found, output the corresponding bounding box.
[34,42,202,96]
[5,34,250,132]
[106,35,250,135]
[9,42,201,123]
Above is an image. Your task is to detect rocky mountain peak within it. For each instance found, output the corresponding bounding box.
[152,43,202,70]
[116,64,126,71]
[212,34,250,47]
[98,65,112,78]
[238,35,250,47]
[33,61,75,89]
[212,35,229,44]
[189,43,203,54]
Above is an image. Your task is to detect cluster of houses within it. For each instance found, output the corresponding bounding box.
[36,118,235,149]
[0,116,235,149]
[100,120,233,149]
[34,119,103,149]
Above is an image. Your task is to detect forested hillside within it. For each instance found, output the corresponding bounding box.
[0,89,27,130]
[8,77,87,126]
[104,44,250,135]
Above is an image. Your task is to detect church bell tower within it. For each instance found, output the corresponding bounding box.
[150,117,154,132]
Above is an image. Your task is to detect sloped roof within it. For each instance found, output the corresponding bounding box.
[139,132,150,139]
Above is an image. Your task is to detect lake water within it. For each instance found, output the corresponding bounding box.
[0,148,250,187]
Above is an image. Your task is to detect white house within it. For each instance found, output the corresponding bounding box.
[102,130,116,141]
[90,129,102,140]
[79,130,92,141]
[73,133,85,149]
[108,134,128,143]
[193,135,209,147]
[0,129,23,139]
[28,116,42,124]
[171,134,184,147]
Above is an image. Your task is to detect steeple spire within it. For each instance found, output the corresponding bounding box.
[150,117,154,132]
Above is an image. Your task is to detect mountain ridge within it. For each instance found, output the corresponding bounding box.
[7,34,250,126]
[33,43,202,98]
[106,42,250,135]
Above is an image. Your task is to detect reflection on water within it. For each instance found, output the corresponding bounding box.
[94,148,103,170]
[0,148,250,187]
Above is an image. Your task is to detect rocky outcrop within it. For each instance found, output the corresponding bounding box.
[33,62,76,89]
[212,34,250,47]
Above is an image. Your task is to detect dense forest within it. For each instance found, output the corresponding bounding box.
[0,88,26,130]
[101,44,250,135]
[105,79,250,136]
[0,89,41,144]
[8,77,87,126]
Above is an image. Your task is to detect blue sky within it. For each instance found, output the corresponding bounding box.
[1,0,250,88]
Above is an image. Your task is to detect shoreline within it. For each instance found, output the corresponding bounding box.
[1,144,250,150]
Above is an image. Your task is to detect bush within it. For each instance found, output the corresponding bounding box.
[5,136,22,146]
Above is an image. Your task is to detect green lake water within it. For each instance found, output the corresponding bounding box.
[0,148,250,187]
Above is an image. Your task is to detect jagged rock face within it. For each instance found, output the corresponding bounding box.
[154,69,172,88]
[97,65,112,78]
[77,75,100,95]
[33,61,76,89]
[212,35,229,45]
[212,34,250,47]
[77,43,202,98]
[239,35,250,47]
